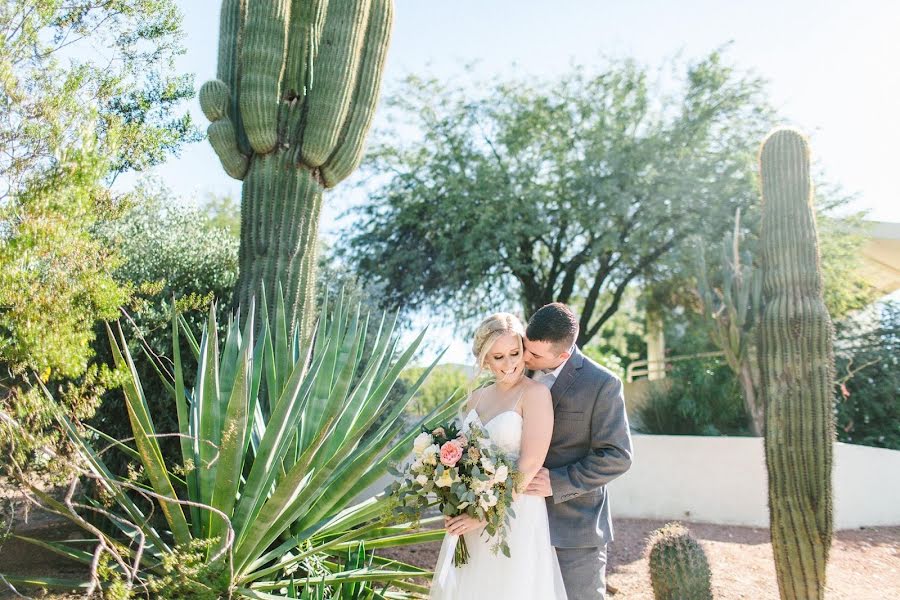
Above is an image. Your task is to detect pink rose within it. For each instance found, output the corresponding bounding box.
[456,433,468,446]
[439,441,463,467]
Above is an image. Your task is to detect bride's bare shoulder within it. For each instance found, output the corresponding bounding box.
[464,384,490,412]
[520,377,551,400]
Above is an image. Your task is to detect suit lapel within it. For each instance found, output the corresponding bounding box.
[551,347,584,409]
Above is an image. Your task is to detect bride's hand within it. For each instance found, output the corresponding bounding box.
[445,514,486,536]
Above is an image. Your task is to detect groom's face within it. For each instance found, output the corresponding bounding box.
[523,337,569,371]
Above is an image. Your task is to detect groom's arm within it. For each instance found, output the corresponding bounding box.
[547,375,633,504]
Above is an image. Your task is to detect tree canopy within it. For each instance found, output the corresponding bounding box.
[345,53,778,345]
[0,0,199,198]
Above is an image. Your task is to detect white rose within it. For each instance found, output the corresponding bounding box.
[415,474,429,486]
[494,465,509,482]
[410,458,423,472]
[422,444,440,465]
[478,492,498,511]
[480,457,496,473]
[413,432,433,454]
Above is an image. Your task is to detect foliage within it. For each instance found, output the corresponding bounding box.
[0,292,458,597]
[0,129,131,473]
[816,211,877,320]
[0,131,128,380]
[400,364,470,417]
[691,204,870,438]
[0,0,198,475]
[145,537,229,600]
[0,0,198,194]
[345,52,776,344]
[695,209,763,435]
[633,356,749,436]
[834,301,900,450]
[88,184,239,473]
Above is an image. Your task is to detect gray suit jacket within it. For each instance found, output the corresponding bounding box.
[543,347,633,548]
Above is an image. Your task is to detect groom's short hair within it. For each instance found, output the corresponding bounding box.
[526,303,578,351]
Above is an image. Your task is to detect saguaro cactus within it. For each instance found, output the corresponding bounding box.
[758,128,834,600]
[648,522,713,600]
[199,0,394,341]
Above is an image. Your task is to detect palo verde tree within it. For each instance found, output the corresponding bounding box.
[345,52,776,344]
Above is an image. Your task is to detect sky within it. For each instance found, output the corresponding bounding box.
[117,0,900,364]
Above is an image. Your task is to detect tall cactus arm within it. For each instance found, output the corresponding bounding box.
[216,0,251,156]
[321,0,393,188]
[299,0,373,167]
[280,0,329,160]
[200,80,250,180]
[239,0,291,154]
[759,127,835,600]
[209,120,250,180]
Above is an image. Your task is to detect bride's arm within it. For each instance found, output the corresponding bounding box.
[514,384,554,497]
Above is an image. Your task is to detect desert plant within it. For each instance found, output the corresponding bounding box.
[695,208,764,435]
[758,128,835,600]
[0,290,456,598]
[200,0,395,344]
[634,356,749,436]
[648,522,713,600]
[833,301,900,450]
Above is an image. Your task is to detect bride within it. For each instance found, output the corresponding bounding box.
[429,312,568,599]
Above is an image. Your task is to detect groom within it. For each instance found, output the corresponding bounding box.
[522,302,633,600]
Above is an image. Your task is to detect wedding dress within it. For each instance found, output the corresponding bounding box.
[428,404,569,599]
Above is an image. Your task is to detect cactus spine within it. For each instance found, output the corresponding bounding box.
[648,522,713,600]
[758,128,834,600]
[201,0,394,341]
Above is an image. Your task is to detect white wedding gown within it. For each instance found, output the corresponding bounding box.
[428,408,568,599]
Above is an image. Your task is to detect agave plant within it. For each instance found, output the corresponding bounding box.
[2,288,456,598]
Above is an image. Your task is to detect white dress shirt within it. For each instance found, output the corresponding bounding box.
[536,343,576,389]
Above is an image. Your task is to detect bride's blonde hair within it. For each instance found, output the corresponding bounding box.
[471,312,526,383]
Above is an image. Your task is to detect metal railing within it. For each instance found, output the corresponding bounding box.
[626,350,726,382]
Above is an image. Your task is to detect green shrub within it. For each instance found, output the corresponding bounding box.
[0,292,454,597]
[635,356,749,436]
[834,301,900,450]
[89,185,238,473]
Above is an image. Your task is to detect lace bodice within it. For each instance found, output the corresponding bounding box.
[463,408,523,461]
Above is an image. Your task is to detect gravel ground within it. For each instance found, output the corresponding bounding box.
[2,488,897,600]
[379,518,900,600]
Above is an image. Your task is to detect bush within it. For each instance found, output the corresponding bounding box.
[89,184,238,471]
[834,301,900,450]
[634,356,749,436]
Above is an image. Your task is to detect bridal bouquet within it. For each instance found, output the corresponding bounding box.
[385,420,521,566]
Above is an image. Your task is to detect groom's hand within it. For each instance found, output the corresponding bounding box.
[524,467,553,497]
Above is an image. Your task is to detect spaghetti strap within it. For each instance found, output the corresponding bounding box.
[472,388,484,411]
[512,388,526,411]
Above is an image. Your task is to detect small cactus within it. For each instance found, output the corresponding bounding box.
[758,128,834,600]
[202,0,395,343]
[648,522,713,600]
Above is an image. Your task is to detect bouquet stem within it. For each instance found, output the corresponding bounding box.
[453,535,470,567]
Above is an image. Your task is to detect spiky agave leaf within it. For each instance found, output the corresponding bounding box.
[5,288,458,599]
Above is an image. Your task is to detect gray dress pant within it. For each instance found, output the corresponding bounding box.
[554,544,608,599]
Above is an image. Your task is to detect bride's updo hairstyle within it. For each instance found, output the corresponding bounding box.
[471,312,526,381]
